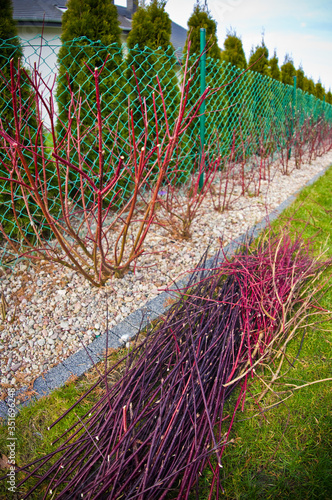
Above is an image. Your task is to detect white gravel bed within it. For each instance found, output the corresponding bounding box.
[1,151,332,396]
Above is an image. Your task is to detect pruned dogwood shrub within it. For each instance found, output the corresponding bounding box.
[0,52,214,286]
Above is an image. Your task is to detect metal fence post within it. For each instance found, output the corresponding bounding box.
[199,28,206,190]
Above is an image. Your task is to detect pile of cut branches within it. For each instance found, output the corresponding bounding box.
[9,229,331,499]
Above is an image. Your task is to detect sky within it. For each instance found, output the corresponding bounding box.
[117,0,332,92]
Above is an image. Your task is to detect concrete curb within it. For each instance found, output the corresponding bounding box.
[0,164,330,419]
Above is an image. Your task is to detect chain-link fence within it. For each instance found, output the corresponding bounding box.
[0,36,331,266]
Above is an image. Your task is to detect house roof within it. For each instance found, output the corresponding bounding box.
[11,0,188,50]
[12,0,64,26]
[116,5,134,32]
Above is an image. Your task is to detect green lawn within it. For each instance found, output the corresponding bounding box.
[0,165,331,499]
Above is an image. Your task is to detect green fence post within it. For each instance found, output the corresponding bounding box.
[199,28,206,190]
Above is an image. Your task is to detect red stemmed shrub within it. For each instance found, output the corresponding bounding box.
[210,129,241,213]
[155,146,220,239]
[0,52,214,285]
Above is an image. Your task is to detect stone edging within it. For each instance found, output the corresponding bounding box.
[0,164,330,420]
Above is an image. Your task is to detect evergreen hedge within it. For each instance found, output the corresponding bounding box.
[56,0,127,205]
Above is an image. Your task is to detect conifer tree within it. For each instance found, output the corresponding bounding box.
[219,31,249,147]
[219,30,248,145]
[248,39,269,76]
[268,50,281,81]
[181,1,224,153]
[296,66,305,90]
[220,30,247,70]
[280,55,297,133]
[0,0,48,238]
[127,0,172,51]
[280,54,296,86]
[56,2,124,148]
[315,80,325,101]
[57,0,123,117]
[246,39,271,134]
[303,76,315,96]
[126,0,179,145]
[56,0,127,203]
[326,90,332,105]
[0,0,24,129]
[0,0,19,40]
[183,0,222,60]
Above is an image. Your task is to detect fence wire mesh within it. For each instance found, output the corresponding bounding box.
[0,36,331,266]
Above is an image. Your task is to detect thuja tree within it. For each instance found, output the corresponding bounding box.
[315,80,325,101]
[248,39,269,76]
[296,65,305,90]
[56,0,127,204]
[280,54,296,86]
[220,29,247,70]
[183,0,222,60]
[314,80,325,119]
[246,40,272,152]
[303,76,315,96]
[183,1,225,156]
[219,31,251,158]
[0,0,52,241]
[295,66,307,122]
[268,50,280,81]
[280,55,296,130]
[126,0,179,152]
[0,0,24,130]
